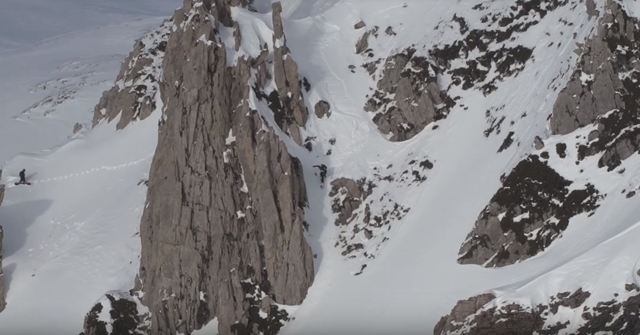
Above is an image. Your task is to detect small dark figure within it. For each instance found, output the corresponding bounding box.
[19,169,26,183]
[313,164,327,185]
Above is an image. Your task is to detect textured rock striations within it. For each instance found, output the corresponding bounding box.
[550,0,634,136]
[435,285,640,335]
[364,47,451,141]
[81,291,150,335]
[435,289,592,335]
[456,0,640,268]
[269,2,309,146]
[458,156,601,267]
[130,1,314,335]
[81,0,314,334]
[91,19,172,130]
[0,170,5,313]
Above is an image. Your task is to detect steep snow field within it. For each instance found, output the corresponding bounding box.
[0,1,178,333]
[272,0,640,334]
[2,0,640,334]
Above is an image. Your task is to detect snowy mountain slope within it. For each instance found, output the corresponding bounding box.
[2,0,640,334]
[0,1,178,333]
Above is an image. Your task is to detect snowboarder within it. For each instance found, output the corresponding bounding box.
[15,169,30,185]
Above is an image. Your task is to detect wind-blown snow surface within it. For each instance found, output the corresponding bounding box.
[0,1,178,333]
[2,0,640,334]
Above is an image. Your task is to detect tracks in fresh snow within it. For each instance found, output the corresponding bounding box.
[4,153,154,188]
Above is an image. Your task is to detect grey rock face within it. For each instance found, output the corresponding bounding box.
[550,0,630,135]
[0,171,4,313]
[355,27,377,54]
[533,136,544,150]
[270,2,309,146]
[433,293,495,335]
[80,292,149,335]
[434,286,640,335]
[91,19,172,130]
[73,122,83,134]
[457,0,640,268]
[133,2,314,335]
[314,100,331,119]
[458,156,601,267]
[571,1,640,171]
[329,178,370,227]
[365,47,449,141]
[354,20,366,29]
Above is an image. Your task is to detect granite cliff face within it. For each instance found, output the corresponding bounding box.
[91,19,171,130]
[82,0,314,334]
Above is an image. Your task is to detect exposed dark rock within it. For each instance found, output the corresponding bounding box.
[314,100,331,118]
[430,0,568,95]
[270,2,309,146]
[497,131,515,153]
[81,292,148,335]
[458,156,602,267]
[586,0,598,20]
[533,136,544,150]
[556,143,567,158]
[437,287,640,335]
[87,1,316,335]
[73,122,83,134]
[355,26,378,54]
[81,303,108,335]
[552,0,640,170]
[329,174,411,272]
[550,0,634,136]
[434,293,496,335]
[456,0,640,268]
[91,19,172,130]
[365,47,452,141]
[354,20,366,29]
[385,26,396,36]
[484,105,506,137]
[330,178,369,226]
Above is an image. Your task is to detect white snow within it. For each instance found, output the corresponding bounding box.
[2,0,640,334]
[0,0,177,334]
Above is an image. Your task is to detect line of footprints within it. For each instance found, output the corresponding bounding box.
[15,153,154,186]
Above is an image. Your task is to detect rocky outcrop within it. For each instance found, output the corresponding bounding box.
[269,2,308,146]
[329,178,372,227]
[91,19,172,130]
[130,1,314,335]
[314,100,331,119]
[364,47,450,141]
[458,155,601,267]
[0,170,5,313]
[456,0,639,267]
[433,293,496,335]
[568,0,640,171]
[550,0,633,136]
[434,286,640,335]
[80,291,149,335]
[355,26,378,55]
[429,0,566,95]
